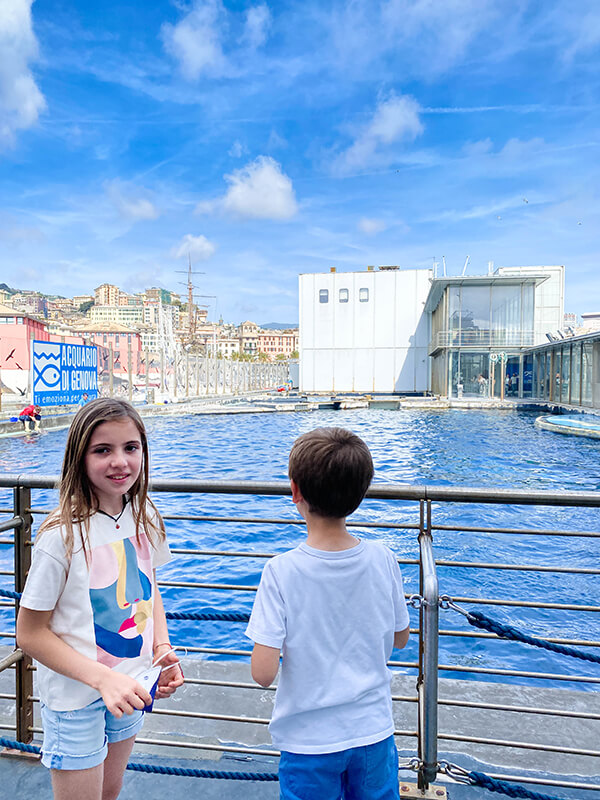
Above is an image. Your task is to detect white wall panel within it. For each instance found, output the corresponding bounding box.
[374,349,395,392]
[332,348,354,392]
[353,348,374,392]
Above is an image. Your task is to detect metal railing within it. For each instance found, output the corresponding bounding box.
[430,329,535,351]
[0,476,599,793]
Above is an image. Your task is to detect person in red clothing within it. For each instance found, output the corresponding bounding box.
[18,404,42,432]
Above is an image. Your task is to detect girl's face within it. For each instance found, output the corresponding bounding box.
[85,418,144,515]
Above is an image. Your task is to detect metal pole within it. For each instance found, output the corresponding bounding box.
[127,338,133,403]
[14,485,33,744]
[186,353,190,397]
[145,348,149,400]
[417,499,439,790]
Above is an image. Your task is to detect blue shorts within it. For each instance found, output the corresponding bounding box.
[40,698,144,770]
[279,735,400,800]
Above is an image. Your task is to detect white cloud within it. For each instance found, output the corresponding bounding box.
[498,137,545,162]
[0,0,46,146]
[199,156,298,220]
[463,138,494,157]
[381,0,501,72]
[358,217,386,235]
[171,233,216,261]
[242,4,272,48]
[267,129,287,150]
[161,0,226,80]
[228,139,245,158]
[105,180,159,221]
[334,93,424,173]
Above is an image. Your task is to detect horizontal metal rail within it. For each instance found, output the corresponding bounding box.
[21,502,600,537]
[2,475,600,507]
[435,559,600,575]
[482,771,600,793]
[439,629,600,647]
[438,697,600,721]
[433,523,600,538]
[0,517,21,535]
[437,731,599,758]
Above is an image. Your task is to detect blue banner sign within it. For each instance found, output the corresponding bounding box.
[33,340,99,406]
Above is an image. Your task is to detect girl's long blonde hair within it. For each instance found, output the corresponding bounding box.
[39,398,165,559]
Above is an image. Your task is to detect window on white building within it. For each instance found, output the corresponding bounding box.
[359,288,369,302]
[319,289,329,303]
[339,288,349,303]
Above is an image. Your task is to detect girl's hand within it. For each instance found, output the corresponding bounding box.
[96,667,152,718]
[154,645,184,699]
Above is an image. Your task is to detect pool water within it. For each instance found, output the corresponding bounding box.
[1,408,598,689]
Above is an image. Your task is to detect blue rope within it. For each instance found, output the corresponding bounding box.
[127,762,278,781]
[0,589,250,622]
[166,610,250,622]
[0,737,278,781]
[469,770,569,800]
[466,610,600,665]
[0,736,40,755]
[0,588,21,601]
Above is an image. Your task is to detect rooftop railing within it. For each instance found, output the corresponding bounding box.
[0,477,599,794]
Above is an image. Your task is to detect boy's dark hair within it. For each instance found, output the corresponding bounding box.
[288,427,374,518]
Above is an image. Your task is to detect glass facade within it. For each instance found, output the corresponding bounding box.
[431,278,598,407]
[527,338,597,408]
[442,282,534,348]
[435,281,536,397]
[582,343,593,406]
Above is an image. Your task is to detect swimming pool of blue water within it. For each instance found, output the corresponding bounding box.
[1,408,598,689]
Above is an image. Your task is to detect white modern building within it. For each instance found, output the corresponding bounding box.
[299,266,431,393]
[299,264,565,397]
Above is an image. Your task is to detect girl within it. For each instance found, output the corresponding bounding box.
[17,398,184,800]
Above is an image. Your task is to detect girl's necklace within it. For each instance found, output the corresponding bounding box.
[97,500,128,530]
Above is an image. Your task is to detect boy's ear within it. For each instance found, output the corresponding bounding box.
[290,479,303,505]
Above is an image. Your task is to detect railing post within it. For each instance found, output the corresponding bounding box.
[14,485,34,744]
[417,499,439,789]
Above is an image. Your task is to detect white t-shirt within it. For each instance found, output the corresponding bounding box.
[245,539,410,754]
[20,501,171,711]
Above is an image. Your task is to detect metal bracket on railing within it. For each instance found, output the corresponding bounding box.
[399,756,421,773]
[438,595,471,619]
[437,760,474,785]
[0,649,23,674]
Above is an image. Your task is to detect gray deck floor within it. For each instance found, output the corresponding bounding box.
[1,653,599,798]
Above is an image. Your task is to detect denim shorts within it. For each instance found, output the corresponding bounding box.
[40,698,145,770]
[279,735,400,800]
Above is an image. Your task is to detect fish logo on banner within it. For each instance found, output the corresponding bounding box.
[33,342,61,390]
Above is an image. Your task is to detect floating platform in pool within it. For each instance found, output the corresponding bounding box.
[535,414,600,439]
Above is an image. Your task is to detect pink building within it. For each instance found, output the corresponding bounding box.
[75,321,142,377]
[0,303,84,395]
[257,329,299,360]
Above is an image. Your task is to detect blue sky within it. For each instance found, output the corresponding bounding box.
[1,0,600,324]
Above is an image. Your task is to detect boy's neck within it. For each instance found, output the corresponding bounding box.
[304,514,359,551]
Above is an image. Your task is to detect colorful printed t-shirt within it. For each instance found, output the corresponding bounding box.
[20,502,170,711]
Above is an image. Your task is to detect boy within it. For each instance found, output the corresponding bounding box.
[245,427,410,799]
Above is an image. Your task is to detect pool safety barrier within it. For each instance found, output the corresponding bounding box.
[0,477,600,797]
